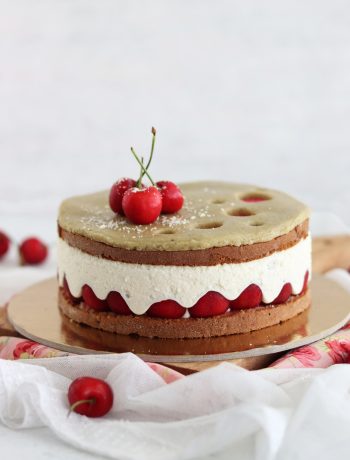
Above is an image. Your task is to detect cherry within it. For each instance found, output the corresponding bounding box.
[63,277,80,304]
[147,300,186,319]
[122,186,162,225]
[271,283,292,304]
[190,291,230,318]
[82,285,107,311]
[68,377,113,418]
[156,181,184,214]
[230,284,262,309]
[0,231,10,259]
[109,178,137,214]
[107,291,132,315]
[19,237,48,265]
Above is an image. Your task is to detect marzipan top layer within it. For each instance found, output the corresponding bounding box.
[58,181,310,252]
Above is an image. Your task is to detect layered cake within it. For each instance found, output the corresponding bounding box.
[57,181,311,339]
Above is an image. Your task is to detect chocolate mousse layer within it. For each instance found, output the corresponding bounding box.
[58,219,308,266]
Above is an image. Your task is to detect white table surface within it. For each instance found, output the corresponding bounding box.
[1,1,350,458]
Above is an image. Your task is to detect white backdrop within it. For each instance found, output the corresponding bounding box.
[1,0,350,243]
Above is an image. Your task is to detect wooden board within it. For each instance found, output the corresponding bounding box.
[313,235,350,274]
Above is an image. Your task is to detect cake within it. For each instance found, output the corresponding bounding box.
[57,181,311,339]
[61,307,309,355]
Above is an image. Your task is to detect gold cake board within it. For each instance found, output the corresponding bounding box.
[7,273,350,373]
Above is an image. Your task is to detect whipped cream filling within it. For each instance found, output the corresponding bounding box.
[58,236,311,315]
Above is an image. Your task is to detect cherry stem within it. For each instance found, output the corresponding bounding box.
[137,156,144,189]
[130,147,155,185]
[143,127,156,178]
[67,398,95,417]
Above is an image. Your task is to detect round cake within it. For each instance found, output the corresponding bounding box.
[57,181,311,339]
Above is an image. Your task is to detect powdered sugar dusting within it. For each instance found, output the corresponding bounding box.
[79,196,218,237]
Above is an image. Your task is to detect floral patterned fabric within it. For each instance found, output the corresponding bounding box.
[2,324,350,375]
[0,336,183,384]
[270,323,350,368]
[2,309,350,373]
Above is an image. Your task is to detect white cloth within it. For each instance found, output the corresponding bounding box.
[1,354,350,460]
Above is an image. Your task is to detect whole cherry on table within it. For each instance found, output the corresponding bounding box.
[0,231,10,259]
[0,231,48,266]
[19,237,48,265]
[68,376,114,418]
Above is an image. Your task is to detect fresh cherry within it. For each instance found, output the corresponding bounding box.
[107,291,132,315]
[156,181,184,214]
[147,300,186,319]
[122,186,162,225]
[63,277,80,304]
[0,231,10,259]
[190,291,230,318]
[109,178,137,214]
[82,285,107,311]
[19,237,48,265]
[230,284,262,309]
[68,377,114,418]
[271,283,292,304]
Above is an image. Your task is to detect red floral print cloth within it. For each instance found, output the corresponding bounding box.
[270,323,350,368]
[0,336,183,384]
[2,323,350,373]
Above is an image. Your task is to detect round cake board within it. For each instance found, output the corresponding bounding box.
[6,275,350,371]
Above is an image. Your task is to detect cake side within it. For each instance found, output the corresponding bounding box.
[58,219,309,266]
[57,235,311,315]
[59,288,311,339]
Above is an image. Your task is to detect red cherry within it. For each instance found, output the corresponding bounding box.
[147,300,186,319]
[156,181,184,214]
[302,271,309,293]
[0,231,10,259]
[82,285,107,311]
[19,237,48,265]
[230,284,262,309]
[109,178,137,214]
[107,291,132,315]
[122,186,162,225]
[271,283,292,304]
[63,277,80,304]
[190,291,230,318]
[68,377,113,418]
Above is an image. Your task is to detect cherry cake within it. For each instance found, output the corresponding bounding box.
[57,182,311,339]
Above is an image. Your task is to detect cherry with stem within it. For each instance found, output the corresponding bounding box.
[68,399,95,417]
[131,127,157,187]
[136,156,145,189]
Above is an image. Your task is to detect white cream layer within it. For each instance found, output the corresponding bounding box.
[57,235,311,315]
